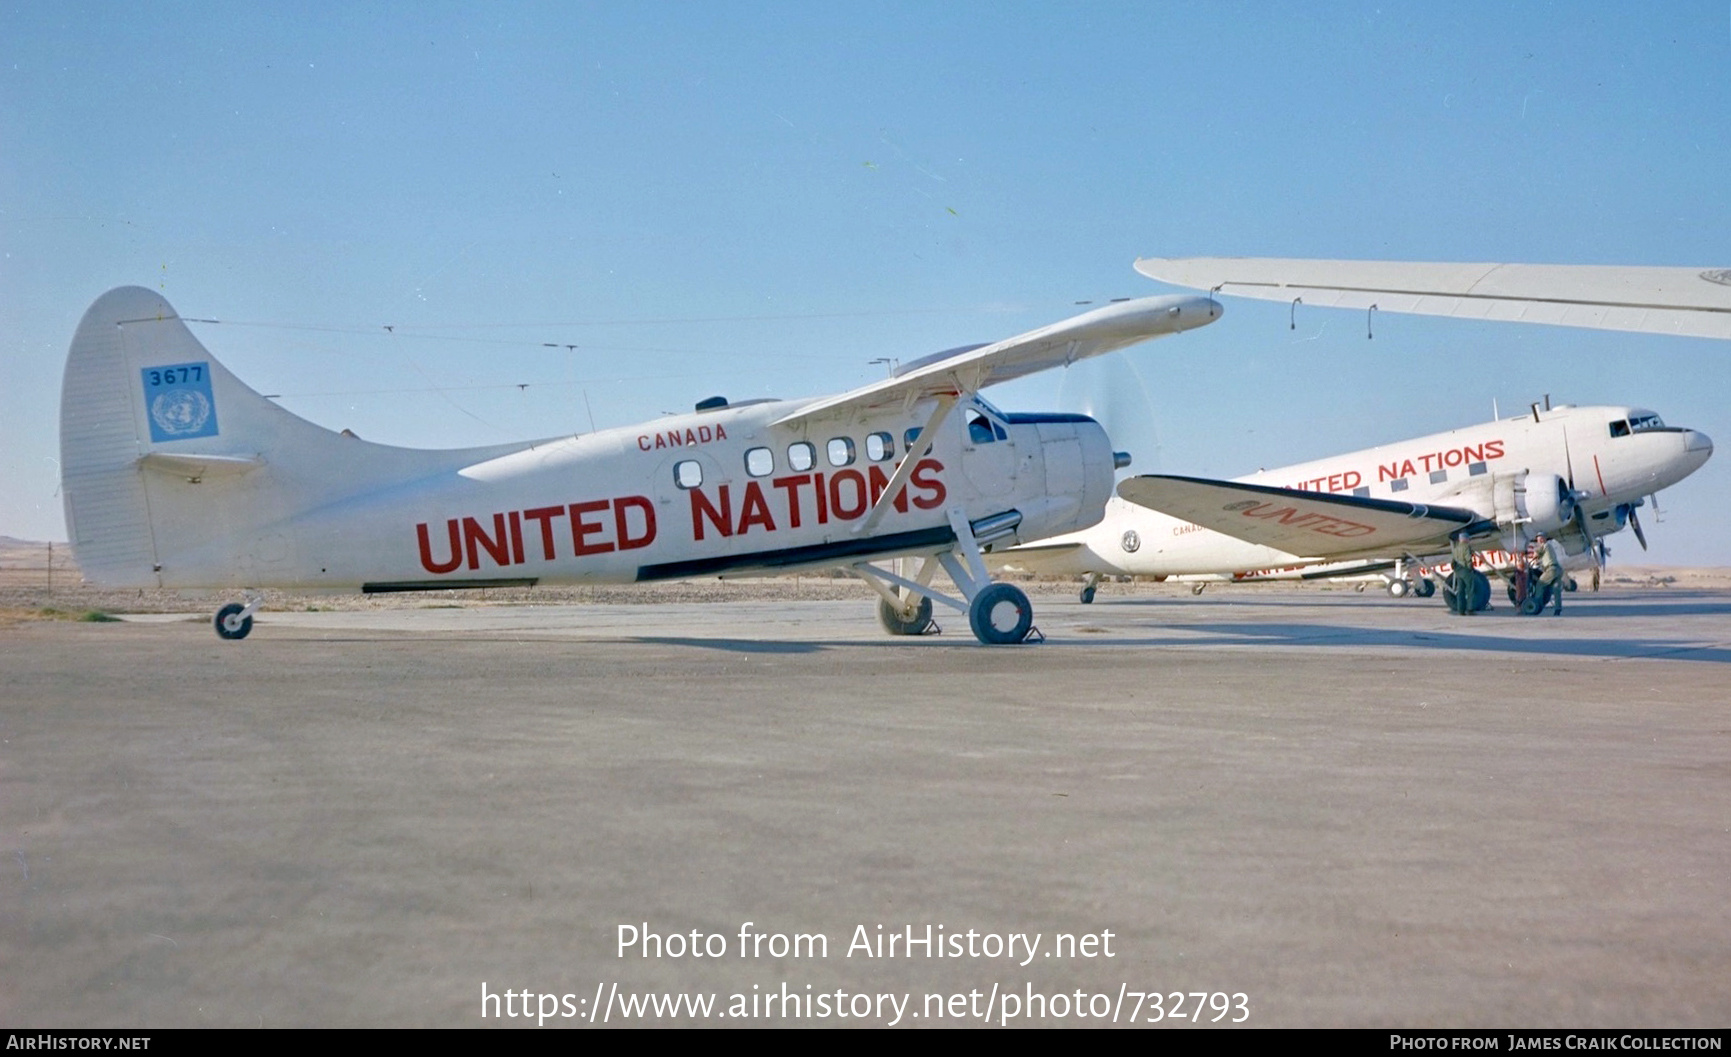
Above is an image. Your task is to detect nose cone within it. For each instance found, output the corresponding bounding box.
[1649,428,1714,492]
[1682,428,1714,473]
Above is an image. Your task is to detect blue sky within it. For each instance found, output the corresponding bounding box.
[5,2,1729,563]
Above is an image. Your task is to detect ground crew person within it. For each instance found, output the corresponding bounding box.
[1449,532,1475,615]
[1534,532,1565,615]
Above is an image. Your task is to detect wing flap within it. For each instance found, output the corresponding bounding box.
[774,293,1220,426]
[1116,474,1483,560]
[1134,257,1731,340]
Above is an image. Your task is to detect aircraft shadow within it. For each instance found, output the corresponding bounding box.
[628,636,835,654]
[1084,621,1731,664]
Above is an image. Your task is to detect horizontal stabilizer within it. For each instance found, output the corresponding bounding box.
[1116,475,1483,560]
[138,452,264,480]
[1135,257,1731,340]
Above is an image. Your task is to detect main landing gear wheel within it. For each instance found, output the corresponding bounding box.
[1518,584,1553,616]
[1442,571,1491,614]
[968,583,1033,645]
[214,602,253,640]
[1414,579,1435,598]
[877,595,935,636]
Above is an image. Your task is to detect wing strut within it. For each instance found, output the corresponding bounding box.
[854,394,957,535]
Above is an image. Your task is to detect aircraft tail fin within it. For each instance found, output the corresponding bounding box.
[58,286,526,588]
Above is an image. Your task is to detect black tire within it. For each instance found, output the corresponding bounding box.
[1079,585,1097,604]
[1414,578,1435,598]
[1507,585,1519,606]
[968,583,1033,645]
[1469,570,1491,611]
[877,595,934,636]
[214,602,253,640]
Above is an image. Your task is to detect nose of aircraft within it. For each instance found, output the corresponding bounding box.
[1682,428,1714,470]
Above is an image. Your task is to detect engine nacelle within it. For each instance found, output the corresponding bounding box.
[1522,473,1576,535]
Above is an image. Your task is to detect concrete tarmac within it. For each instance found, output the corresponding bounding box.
[2,584,1728,1028]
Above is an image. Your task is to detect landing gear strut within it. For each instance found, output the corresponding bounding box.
[853,507,1040,645]
[1079,571,1101,605]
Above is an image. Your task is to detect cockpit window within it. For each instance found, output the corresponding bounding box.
[965,407,1007,444]
[1612,414,1666,438]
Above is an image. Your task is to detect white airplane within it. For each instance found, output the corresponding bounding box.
[57,284,1220,644]
[1005,254,1727,609]
[1004,402,1712,610]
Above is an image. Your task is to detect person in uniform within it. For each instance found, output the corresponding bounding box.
[1534,532,1566,615]
[1449,532,1475,615]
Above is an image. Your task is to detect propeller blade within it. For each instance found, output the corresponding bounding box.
[1629,506,1648,551]
[1572,504,1601,570]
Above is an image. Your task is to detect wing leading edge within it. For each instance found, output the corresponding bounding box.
[1116,474,1487,561]
[774,293,1221,426]
[1134,257,1731,340]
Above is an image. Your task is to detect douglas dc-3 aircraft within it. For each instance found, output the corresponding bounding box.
[1004,402,1712,610]
[1033,255,1727,609]
[58,285,1219,644]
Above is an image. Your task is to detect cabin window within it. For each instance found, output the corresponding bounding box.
[1389,478,1409,492]
[1469,461,1488,476]
[1352,486,1370,498]
[1609,420,1630,438]
[866,432,894,461]
[1429,469,1448,484]
[787,441,815,472]
[903,427,922,453]
[745,447,774,478]
[966,410,996,445]
[674,460,703,489]
[827,437,856,467]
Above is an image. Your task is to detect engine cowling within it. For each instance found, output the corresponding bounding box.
[1522,473,1576,535]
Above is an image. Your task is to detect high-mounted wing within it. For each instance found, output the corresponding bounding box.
[775,293,1220,426]
[1116,474,1487,561]
[1134,257,1731,340]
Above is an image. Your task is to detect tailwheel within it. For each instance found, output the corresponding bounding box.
[968,583,1033,645]
[877,595,935,636]
[1079,585,1097,604]
[214,602,254,640]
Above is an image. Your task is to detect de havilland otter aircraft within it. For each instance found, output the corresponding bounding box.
[1003,403,1712,609]
[58,285,1220,644]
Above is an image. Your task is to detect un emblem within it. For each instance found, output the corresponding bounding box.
[1121,529,1141,553]
[151,389,213,436]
